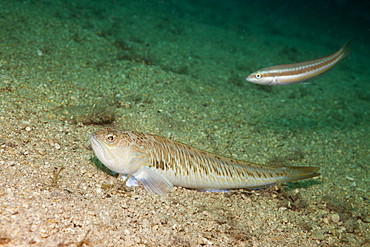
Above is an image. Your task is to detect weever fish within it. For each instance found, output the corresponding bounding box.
[246,41,351,85]
[90,128,320,195]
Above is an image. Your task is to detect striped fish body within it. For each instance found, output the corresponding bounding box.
[90,128,320,195]
[246,41,351,85]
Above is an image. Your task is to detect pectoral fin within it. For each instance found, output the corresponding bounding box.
[133,166,173,195]
[121,174,139,187]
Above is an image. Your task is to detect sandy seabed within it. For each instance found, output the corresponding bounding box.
[0,1,369,246]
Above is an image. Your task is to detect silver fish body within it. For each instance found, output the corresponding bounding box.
[246,41,351,85]
[90,128,320,195]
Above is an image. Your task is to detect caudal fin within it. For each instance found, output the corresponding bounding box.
[284,166,320,182]
[340,40,352,59]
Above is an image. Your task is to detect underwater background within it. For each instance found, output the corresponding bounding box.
[0,0,369,246]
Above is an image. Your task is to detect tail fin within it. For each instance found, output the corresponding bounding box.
[284,166,320,182]
[340,40,351,59]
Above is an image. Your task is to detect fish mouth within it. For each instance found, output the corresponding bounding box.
[89,134,108,161]
[89,132,132,174]
[245,75,254,82]
[89,134,100,150]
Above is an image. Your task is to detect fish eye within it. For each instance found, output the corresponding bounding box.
[255,73,262,79]
[105,134,116,143]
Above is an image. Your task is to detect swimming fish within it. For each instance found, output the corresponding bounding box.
[246,41,351,85]
[90,128,320,195]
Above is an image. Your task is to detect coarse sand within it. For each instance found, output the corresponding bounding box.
[0,1,369,246]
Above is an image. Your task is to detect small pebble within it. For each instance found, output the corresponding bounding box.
[331,213,340,223]
[54,143,61,150]
[8,161,16,166]
[279,207,287,212]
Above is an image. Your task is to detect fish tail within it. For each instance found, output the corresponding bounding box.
[340,40,352,59]
[284,166,320,182]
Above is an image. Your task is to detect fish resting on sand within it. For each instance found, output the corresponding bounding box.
[90,128,320,195]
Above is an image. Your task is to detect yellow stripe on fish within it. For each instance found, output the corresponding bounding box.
[90,128,320,195]
[246,41,351,85]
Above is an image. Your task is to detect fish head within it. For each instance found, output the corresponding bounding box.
[246,70,277,85]
[90,128,146,174]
